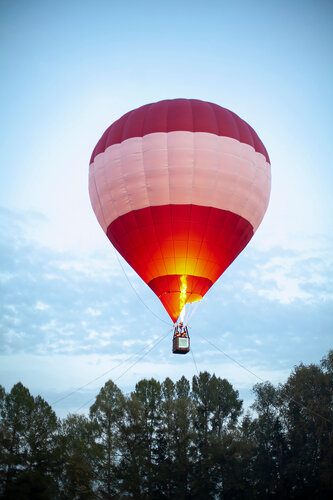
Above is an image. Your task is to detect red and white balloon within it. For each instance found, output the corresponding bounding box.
[89,99,271,322]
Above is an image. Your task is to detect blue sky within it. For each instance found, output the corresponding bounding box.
[1,0,332,417]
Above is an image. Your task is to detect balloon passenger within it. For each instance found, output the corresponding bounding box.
[172,322,190,354]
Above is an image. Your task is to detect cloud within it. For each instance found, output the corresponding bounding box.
[0,207,156,357]
[255,251,333,304]
[0,272,16,284]
[85,307,101,316]
[35,301,50,311]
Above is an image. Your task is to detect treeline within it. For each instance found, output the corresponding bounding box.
[1,352,332,499]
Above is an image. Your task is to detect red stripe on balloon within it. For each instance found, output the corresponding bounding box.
[106,204,254,321]
[90,99,270,164]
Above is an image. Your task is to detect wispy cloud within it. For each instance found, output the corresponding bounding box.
[35,301,50,311]
[85,307,101,316]
[256,251,332,304]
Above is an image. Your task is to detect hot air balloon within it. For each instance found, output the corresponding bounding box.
[89,99,271,337]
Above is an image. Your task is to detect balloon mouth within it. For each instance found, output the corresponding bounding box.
[148,274,212,323]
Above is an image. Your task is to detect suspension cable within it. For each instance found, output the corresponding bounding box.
[192,327,333,425]
[51,331,171,407]
[186,301,201,325]
[75,328,172,412]
[193,328,266,382]
[190,346,200,377]
[113,247,170,325]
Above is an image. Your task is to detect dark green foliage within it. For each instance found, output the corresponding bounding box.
[0,351,332,499]
[278,360,333,498]
[59,413,97,499]
[0,383,59,499]
[190,372,243,499]
[89,380,125,498]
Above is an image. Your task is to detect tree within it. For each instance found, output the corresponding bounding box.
[154,376,195,499]
[0,382,35,497]
[0,385,7,494]
[117,393,148,499]
[250,382,287,498]
[89,380,125,499]
[0,383,60,499]
[320,350,333,493]
[59,413,97,499]
[280,361,333,498]
[172,376,195,499]
[131,378,162,498]
[191,372,243,499]
[155,377,176,498]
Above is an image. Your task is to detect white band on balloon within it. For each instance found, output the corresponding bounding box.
[89,131,271,233]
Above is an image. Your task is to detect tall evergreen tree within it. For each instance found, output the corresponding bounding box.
[156,377,177,498]
[89,380,125,499]
[132,378,162,498]
[0,384,7,495]
[172,376,195,499]
[250,382,287,498]
[279,360,333,499]
[320,350,333,493]
[59,413,97,499]
[0,383,59,499]
[191,372,243,499]
[0,382,35,497]
[117,392,150,499]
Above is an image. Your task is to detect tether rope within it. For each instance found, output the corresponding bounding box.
[75,328,172,412]
[190,345,200,377]
[51,331,171,407]
[192,327,333,426]
[113,247,171,326]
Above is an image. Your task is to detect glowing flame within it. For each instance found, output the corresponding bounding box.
[179,275,187,322]
[180,304,186,323]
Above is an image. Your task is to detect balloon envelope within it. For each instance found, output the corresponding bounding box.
[89,99,271,322]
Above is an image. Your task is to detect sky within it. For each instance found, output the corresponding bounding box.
[1,0,332,418]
